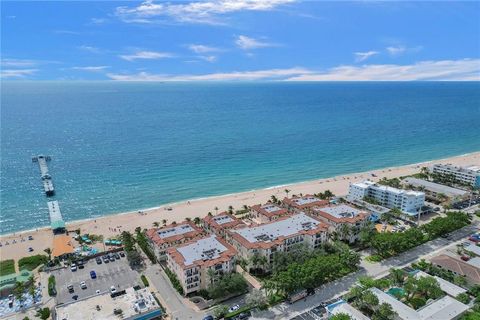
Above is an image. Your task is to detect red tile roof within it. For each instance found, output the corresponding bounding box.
[146,221,204,247]
[203,212,245,233]
[431,254,480,284]
[282,195,329,210]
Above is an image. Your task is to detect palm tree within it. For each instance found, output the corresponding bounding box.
[185,217,192,222]
[228,205,234,214]
[207,212,213,216]
[43,248,52,261]
[284,189,290,198]
[161,219,167,226]
[193,217,201,225]
[171,221,177,225]
[243,205,249,211]
[324,190,334,199]
[152,222,159,228]
[214,206,219,214]
[338,224,352,242]
[271,195,278,204]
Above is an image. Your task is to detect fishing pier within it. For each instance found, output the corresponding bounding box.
[32,155,55,196]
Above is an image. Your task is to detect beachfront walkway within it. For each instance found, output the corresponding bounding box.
[250,222,478,319]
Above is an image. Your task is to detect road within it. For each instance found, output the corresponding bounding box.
[251,223,478,319]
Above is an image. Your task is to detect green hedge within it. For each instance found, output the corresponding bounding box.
[48,275,57,296]
[0,260,16,276]
[165,267,184,295]
[141,274,150,287]
[18,255,48,271]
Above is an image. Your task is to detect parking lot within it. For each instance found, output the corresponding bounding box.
[51,254,141,304]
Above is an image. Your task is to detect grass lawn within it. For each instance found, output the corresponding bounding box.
[0,260,16,276]
[18,255,48,271]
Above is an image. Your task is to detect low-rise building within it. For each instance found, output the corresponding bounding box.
[312,204,371,243]
[326,300,370,320]
[370,287,468,320]
[431,254,480,285]
[403,177,469,202]
[348,180,425,216]
[166,235,237,295]
[202,212,245,238]
[54,287,161,320]
[229,213,329,271]
[431,164,480,188]
[282,195,329,213]
[250,203,290,223]
[146,221,204,261]
[413,270,467,297]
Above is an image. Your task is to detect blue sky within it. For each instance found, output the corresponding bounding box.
[1,0,479,81]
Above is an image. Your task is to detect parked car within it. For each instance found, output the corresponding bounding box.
[202,316,214,320]
[228,304,240,313]
[110,286,117,294]
[28,247,34,252]
[80,281,87,289]
[114,253,120,260]
[119,252,125,257]
[102,256,109,263]
[464,242,472,247]
[96,289,101,294]
[78,261,85,269]
[72,295,78,300]
[96,257,102,264]
[70,264,77,271]
[67,285,74,293]
[109,255,115,262]
[28,235,34,240]
[90,271,97,279]
[461,256,471,261]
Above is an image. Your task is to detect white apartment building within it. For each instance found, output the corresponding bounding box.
[431,163,480,188]
[348,180,425,216]
[228,213,329,271]
[166,235,237,295]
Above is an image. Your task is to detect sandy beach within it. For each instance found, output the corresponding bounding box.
[1,152,479,262]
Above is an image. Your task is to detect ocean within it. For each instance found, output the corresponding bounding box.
[1,81,479,234]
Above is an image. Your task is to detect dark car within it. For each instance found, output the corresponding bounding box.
[72,295,78,300]
[96,257,102,264]
[237,311,251,320]
[119,252,125,257]
[114,253,120,260]
[202,316,214,320]
[67,285,74,293]
[78,261,85,269]
[109,255,115,262]
[28,235,34,240]
[90,271,97,279]
[102,256,110,263]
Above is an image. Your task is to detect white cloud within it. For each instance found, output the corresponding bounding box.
[72,66,110,72]
[106,59,480,81]
[107,67,311,81]
[354,51,379,62]
[119,51,174,61]
[1,58,37,67]
[90,18,107,25]
[115,0,295,24]
[386,45,422,56]
[188,44,222,53]
[285,59,480,81]
[1,69,38,79]
[199,55,217,62]
[78,45,102,53]
[235,35,276,50]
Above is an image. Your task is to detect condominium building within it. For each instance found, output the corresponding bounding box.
[282,195,329,213]
[202,212,245,238]
[403,177,469,201]
[250,203,290,223]
[146,221,205,261]
[431,164,480,188]
[348,180,425,216]
[166,235,237,295]
[312,204,371,243]
[229,213,329,271]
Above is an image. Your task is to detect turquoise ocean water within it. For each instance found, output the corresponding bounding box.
[1,81,479,234]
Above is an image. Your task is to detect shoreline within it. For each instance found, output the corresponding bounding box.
[1,151,479,261]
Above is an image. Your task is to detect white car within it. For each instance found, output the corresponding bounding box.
[110,286,117,294]
[228,304,240,313]
[70,264,77,271]
[80,281,87,289]
[95,290,101,294]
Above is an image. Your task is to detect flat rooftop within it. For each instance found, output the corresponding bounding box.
[55,287,160,320]
[291,196,321,205]
[177,235,228,266]
[212,215,234,225]
[157,224,194,239]
[232,213,322,244]
[353,180,424,196]
[403,178,468,197]
[261,204,283,213]
[414,270,466,297]
[434,163,480,174]
[329,301,369,320]
[319,204,363,219]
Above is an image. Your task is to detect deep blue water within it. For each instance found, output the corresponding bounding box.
[1,81,479,234]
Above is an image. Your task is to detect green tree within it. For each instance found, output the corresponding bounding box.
[161,219,167,226]
[390,268,406,286]
[372,303,397,320]
[245,289,267,308]
[330,313,352,320]
[193,217,201,225]
[35,308,50,320]
[152,221,159,228]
